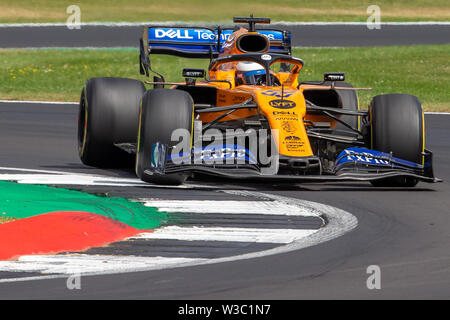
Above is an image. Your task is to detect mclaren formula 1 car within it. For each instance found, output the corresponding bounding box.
[78,16,439,186]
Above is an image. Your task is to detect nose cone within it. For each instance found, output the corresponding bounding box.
[255,89,313,157]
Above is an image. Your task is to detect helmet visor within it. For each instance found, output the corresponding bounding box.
[243,69,266,85]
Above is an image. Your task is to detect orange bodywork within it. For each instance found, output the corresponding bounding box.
[195,84,315,158]
[177,27,346,158]
[187,28,319,158]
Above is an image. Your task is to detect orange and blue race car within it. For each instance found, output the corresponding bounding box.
[77,16,439,187]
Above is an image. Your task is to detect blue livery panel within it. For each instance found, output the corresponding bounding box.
[169,144,258,165]
[335,147,423,171]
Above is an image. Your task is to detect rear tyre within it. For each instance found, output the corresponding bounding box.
[369,94,424,187]
[78,77,145,168]
[333,82,359,133]
[302,81,359,133]
[135,89,194,185]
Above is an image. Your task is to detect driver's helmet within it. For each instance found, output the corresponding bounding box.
[235,62,266,86]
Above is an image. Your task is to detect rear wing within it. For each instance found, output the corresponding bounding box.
[140,26,291,60]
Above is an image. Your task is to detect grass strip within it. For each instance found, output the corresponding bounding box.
[0,45,449,111]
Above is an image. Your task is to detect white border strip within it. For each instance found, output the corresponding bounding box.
[0,190,357,283]
[0,167,219,189]
[143,200,320,216]
[132,227,317,243]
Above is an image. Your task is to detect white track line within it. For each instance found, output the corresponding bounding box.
[143,200,319,217]
[0,173,212,189]
[0,255,206,276]
[1,22,449,27]
[132,226,317,243]
[0,166,79,175]
[0,173,146,186]
[0,167,217,189]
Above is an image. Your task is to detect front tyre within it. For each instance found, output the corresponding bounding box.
[369,94,424,187]
[135,89,194,185]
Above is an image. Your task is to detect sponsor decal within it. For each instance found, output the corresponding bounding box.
[170,144,258,164]
[155,28,194,40]
[261,54,272,61]
[324,72,345,81]
[283,135,304,151]
[257,31,279,41]
[281,121,296,133]
[336,147,422,170]
[338,148,390,165]
[147,28,286,56]
[273,111,299,117]
[269,99,296,109]
[232,95,247,103]
[285,135,302,141]
[151,28,232,42]
[183,70,204,78]
[216,94,247,105]
[195,147,247,161]
[262,90,296,98]
[275,116,298,121]
[217,93,227,104]
[273,111,299,120]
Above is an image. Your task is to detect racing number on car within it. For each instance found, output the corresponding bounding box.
[262,90,296,98]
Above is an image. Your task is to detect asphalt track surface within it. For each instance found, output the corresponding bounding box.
[0,102,448,299]
[1,23,450,48]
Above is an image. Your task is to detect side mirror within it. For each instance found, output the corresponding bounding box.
[182,68,206,78]
[324,72,345,82]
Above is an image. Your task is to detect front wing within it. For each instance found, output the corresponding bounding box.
[143,143,440,184]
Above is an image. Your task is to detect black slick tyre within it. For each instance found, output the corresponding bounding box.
[369,94,424,187]
[135,88,194,185]
[78,77,145,168]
